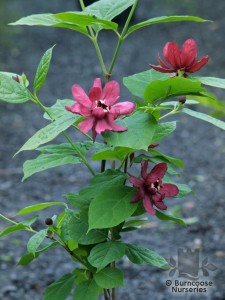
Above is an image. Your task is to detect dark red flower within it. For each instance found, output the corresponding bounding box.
[150,38,209,76]
[129,161,179,215]
[66,78,135,140]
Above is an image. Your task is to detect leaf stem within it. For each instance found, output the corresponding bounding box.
[159,103,182,120]
[107,0,139,75]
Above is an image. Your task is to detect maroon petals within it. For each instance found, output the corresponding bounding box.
[150,38,208,75]
[129,160,179,215]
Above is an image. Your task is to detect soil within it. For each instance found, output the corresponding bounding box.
[0,1,225,299]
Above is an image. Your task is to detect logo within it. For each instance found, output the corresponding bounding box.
[169,247,217,280]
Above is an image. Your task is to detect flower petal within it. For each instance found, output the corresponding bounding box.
[146,162,168,183]
[186,55,209,73]
[110,102,135,118]
[154,201,167,210]
[143,195,156,215]
[93,78,102,92]
[102,80,120,106]
[108,120,128,132]
[149,64,175,73]
[131,191,142,203]
[129,174,143,188]
[141,160,148,180]
[89,87,101,103]
[158,54,171,69]
[163,42,181,68]
[72,84,92,108]
[180,38,197,67]
[160,183,179,197]
[95,118,112,134]
[66,103,91,117]
[78,117,95,133]
[92,107,106,119]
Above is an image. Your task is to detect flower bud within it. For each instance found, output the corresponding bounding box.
[178,95,186,104]
[45,217,53,226]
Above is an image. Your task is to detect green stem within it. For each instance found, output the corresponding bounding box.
[0,214,17,225]
[159,103,182,120]
[32,94,95,176]
[108,0,139,75]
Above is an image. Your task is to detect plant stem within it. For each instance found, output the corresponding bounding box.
[0,213,17,225]
[107,0,139,75]
[32,94,95,176]
[159,103,182,120]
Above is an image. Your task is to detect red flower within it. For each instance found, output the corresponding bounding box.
[150,38,209,76]
[129,161,179,215]
[66,78,135,140]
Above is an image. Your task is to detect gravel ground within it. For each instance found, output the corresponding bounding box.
[0,1,225,299]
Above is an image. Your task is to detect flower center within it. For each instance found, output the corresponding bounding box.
[96,99,110,112]
[150,179,162,192]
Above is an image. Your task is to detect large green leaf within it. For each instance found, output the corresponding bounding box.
[125,243,170,269]
[27,228,48,254]
[17,202,66,215]
[94,267,124,288]
[34,46,54,93]
[182,108,225,130]
[22,153,80,181]
[88,185,137,230]
[123,69,168,98]
[86,0,134,21]
[61,210,107,245]
[10,12,118,33]
[88,241,125,271]
[15,115,77,155]
[0,73,31,103]
[127,15,209,35]
[73,280,99,300]
[104,112,157,150]
[151,121,176,144]
[144,77,205,104]
[194,76,225,89]
[44,273,76,300]
[91,146,134,161]
[155,211,186,226]
[148,148,184,168]
[44,99,75,120]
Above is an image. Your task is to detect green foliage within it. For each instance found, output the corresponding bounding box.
[127,15,209,35]
[151,121,176,144]
[73,280,99,300]
[155,211,186,226]
[44,273,76,300]
[88,241,126,271]
[94,267,124,288]
[34,46,54,93]
[0,224,26,238]
[27,228,48,254]
[125,243,170,269]
[17,202,67,214]
[0,73,31,103]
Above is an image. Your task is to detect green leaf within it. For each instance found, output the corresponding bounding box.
[44,273,76,300]
[148,149,184,168]
[18,241,59,266]
[27,228,48,254]
[94,267,124,288]
[20,215,39,226]
[151,121,176,144]
[155,210,186,226]
[144,77,205,104]
[125,243,170,269]
[22,153,80,181]
[88,241,125,271]
[34,46,54,93]
[127,15,209,35]
[61,210,107,245]
[55,12,118,31]
[89,185,138,230]
[86,0,134,21]
[73,280,99,300]
[64,193,90,210]
[104,112,157,150]
[0,223,26,238]
[91,146,134,161]
[194,76,225,89]
[80,169,126,200]
[15,115,77,155]
[0,72,29,87]
[0,73,31,103]
[182,108,225,130]
[17,202,66,215]
[123,218,148,228]
[44,99,75,120]
[123,69,168,98]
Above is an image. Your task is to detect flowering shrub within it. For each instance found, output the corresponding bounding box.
[1,1,225,299]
